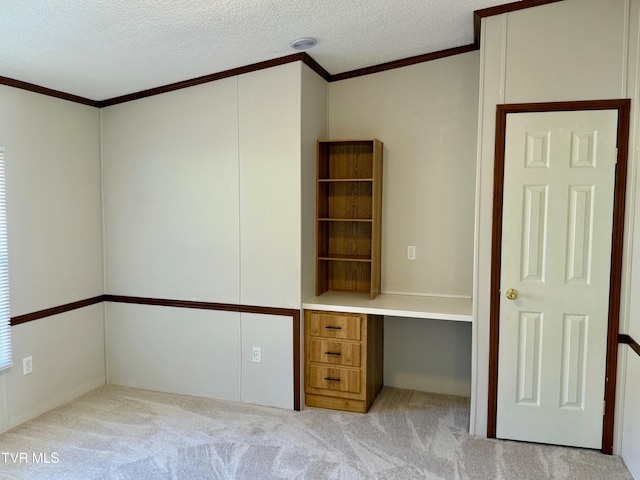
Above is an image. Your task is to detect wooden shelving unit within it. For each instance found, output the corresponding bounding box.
[315,139,383,300]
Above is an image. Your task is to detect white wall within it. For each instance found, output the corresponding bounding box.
[0,85,105,433]
[5,306,105,428]
[328,53,479,397]
[384,317,472,396]
[329,53,479,298]
[474,0,639,468]
[238,63,301,309]
[622,351,640,476]
[106,303,241,401]
[301,64,328,306]
[241,313,293,409]
[101,62,314,409]
[102,78,240,303]
[3,91,104,314]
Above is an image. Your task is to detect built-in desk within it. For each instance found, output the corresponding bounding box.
[302,292,473,413]
[303,291,472,322]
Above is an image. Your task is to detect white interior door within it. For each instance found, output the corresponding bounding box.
[496,109,618,449]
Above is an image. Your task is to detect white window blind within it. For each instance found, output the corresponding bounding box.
[0,147,11,371]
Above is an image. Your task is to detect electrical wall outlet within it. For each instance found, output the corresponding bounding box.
[23,356,33,375]
[407,245,416,260]
[252,347,262,363]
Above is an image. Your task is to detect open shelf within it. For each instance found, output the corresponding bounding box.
[316,260,373,295]
[317,221,372,259]
[317,182,373,220]
[317,141,376,180]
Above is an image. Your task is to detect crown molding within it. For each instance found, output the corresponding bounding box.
[1,1,567,107]
[474,0,565,47]
[0,75,99,107]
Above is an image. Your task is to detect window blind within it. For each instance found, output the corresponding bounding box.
[0,148,11,371]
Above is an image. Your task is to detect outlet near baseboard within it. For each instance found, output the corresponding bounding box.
[23,356,33,375]
[252,347,262,363]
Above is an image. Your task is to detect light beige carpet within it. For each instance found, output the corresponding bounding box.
[0,385,632,479]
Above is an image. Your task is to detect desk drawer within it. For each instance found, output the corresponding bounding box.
[308,365,361,394]
[308,339,361,367]
[307,312,361,340]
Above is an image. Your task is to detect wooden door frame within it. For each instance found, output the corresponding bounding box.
[487,99,631,454]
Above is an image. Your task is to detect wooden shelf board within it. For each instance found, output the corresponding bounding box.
[303,291,472,322]
[317,218,373,223]
[318,178,374,182]
[318,255,372,262]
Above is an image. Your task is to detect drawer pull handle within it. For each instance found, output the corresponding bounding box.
[325,326,342,330]
[324,377,341,382]
[324,351,342,356]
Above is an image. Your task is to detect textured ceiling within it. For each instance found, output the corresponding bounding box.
[0,0,514,102]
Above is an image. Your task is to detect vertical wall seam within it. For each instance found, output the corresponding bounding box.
[622,0,631,100]
[326,79,330,137]
[621,0,640,338]
[500,14,509,102]
[236,76,242,306]
[470,28,482,438]
[298,63,304,306]
[235,75,243,401]
[99,108,109,383]
[471,15,488,437]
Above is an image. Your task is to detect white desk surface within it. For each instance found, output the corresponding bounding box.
[303,291,472,322]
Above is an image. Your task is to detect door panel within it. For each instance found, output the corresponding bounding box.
[496,110,618,449]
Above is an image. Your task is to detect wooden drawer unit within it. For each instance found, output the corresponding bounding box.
[308,339,361,367]
[308,365,361,393]
[307,311,361,341]
[304,310,383,413]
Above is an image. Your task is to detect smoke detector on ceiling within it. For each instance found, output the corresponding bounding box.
[290,37,317,50]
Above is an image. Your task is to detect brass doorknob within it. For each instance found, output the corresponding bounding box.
[505,288,518,300]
